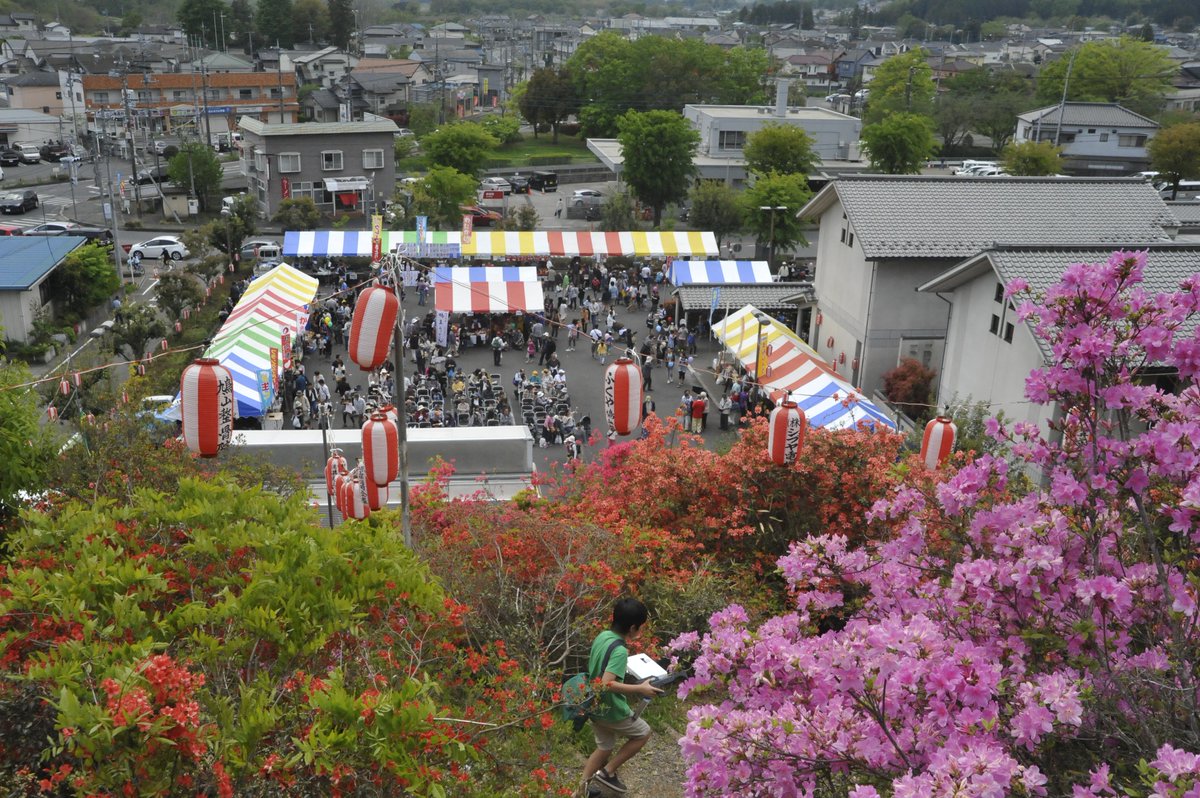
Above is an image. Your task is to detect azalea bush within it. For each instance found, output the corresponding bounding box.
[672,250,1200,796]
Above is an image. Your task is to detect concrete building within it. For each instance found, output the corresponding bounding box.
[1013,102,1159,175]
[0,108,70,148]
[798,175,1178,397]
[237,116,399,220]
[918,244,1200,429]
[0,236,86,343]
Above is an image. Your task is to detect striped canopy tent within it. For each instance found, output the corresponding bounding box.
[283,230,460,258]
[460,230,718,259]
[668,260,773,285]
[431,265,544,314]
[711,305,895,431]
[203,263,319,418]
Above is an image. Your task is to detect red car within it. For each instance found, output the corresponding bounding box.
[461,205,503,227]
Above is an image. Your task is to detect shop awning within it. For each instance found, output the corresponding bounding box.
[203,263,319,418]
[674,282,815,312]
[435,280,544,313]
[322,176,370,191]
[460,230,719,258]
[711,305,895,431]
[431,265,539,283]
[283,230,460,258]
[668,260,773,285]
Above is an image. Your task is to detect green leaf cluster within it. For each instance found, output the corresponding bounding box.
[1035,37,1176,117]
[48,242,120,318]
[616,110,700,226]
[421,123,499,177]
[861,113,938,174]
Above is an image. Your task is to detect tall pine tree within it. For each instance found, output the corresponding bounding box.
[256,0,294,48]
[229,0,254,50]
[328,0,354,51]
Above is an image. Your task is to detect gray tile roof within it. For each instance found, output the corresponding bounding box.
[1020,102,1159,128]
[1167,202,1200,230]
[674,282,815,311]
[805,175,1179,260]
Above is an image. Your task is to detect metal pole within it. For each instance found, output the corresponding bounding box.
[321,415,336,528]
[390,266,412,547]
[121,70,143,218]
[1054,50,1076,148]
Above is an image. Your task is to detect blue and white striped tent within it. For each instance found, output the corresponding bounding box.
[668,260,773,286]
[430,265,540,284]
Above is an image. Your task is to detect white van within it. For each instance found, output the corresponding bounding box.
[954,160,997,175]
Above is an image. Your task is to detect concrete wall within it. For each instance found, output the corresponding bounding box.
[0,283,44,343]
[809,205,871,386]
[862,260,950,395]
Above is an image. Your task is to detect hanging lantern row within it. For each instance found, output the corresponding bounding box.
[767,401,808,466]
[47,406,58,421]
[340,465,371,520]
[362,412,399,487]
[920,416,957,469]
[604,358,643,437]
[325,450,349,496]
[179,358,235,458]
[348,285,399,371]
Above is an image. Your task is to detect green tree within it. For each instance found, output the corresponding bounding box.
[177,0,226,49]
[616,110,699,226]
[410,166,477,229]
[1035,38,1176,117]
[511,205,540,231]
[154,272,204,322]
[861,113,938,174]
[109,304,167,362]
[862,48,935,126]
[1000,140,1064,175]
[600,190,638,231]
[740,172,812,264]
[0,358,57,521]
[228,0,254,49]
[49,243,120,317]
[518,68,580,143]
[327,0,353,49]
[742,123,818,177]
[476,115,521,145]
[272,197,321,229]
[210,193,258,258]
[421,123,498,177]
[291,0,329,43]
[256,0,294,47]
[1148,122,1200,199]
[802,4,815,28]
[933,94,974,152]
[120,10,143,33]
[166,142,222,210]
[688,180,743,247]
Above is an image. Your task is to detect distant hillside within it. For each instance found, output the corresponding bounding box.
[866,0,1194,33]
[0,0,181,37]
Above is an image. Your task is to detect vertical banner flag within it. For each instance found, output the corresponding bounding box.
[257,369,274,412]
[756,331,771,381]
[435,310,450,348]
[281,327,292,369]
[371,213,383,263]
[269,347,280,389]
[281,176,291,199]
[461,214,474,246]
[709,286,721,329]
[415,215,428,259]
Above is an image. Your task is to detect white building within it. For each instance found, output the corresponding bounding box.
[918,243,1200,429]
[1013,102,1159,175]
[798,175,1179,397]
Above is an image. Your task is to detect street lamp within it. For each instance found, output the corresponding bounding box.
[759,205,787,273]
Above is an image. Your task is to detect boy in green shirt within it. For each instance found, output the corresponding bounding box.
[582,598,662,795]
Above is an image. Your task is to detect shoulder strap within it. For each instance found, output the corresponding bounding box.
[591,637,626,680]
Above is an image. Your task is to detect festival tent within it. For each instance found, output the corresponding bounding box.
[431,265,544,313]
[710,305,895,431]
[283,230,460,258]
[667,260,773,285]
[283,230,720,260]
[202,263,319,418]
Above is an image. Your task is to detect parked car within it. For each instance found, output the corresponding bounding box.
[39,143,70,161]
[0,149,21,166]
[135,166,170,185]
[0,189,38,214]
[508,174,531,194]
[152,140,171,155]
[0,224,22,236]
[529,170,558,192]
[24,222,113,242]
[12,143,41,164]
[240,239,282,260]
[479,177,512,195]
[129,236,189,261]
[571,188,603,206]
[461,205,503,227]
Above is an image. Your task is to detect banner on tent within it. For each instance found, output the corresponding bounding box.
[435,310,450,348]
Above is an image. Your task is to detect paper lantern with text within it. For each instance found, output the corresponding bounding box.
[348,286,399,371]
[325,451,348,496]
[341,472,370,520]
[334,472,350,513]
[604,358,643,436]
[767,401,807,466]
[920,416,957,469]
[180,358,235,457]
[361,412,399,487]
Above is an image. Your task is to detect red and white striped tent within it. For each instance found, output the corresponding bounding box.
[431,265,544,314]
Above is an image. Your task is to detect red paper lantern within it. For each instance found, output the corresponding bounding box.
[180,358,235,458]
[325,451,348,496]
[174,321,183,333]
[379,403,399,428]
[342,474,370,520]
[348,286,399,370]
[838,352,846,364]
[85,413,96,425]
[160,339,169,351]
[365,478,388,511]
[136,363,146,376]
[334,473,350,513]
[767,401,807,466]
[183,307,191,320]
[826,336,834,349]
[47,406,58,421]
[816,312,824,326]
[604,357,643,436]
[59,379,70,396]
[361,412,399,487]
[920,416,957,469]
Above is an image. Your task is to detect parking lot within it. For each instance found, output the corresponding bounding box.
[474,179,619,230]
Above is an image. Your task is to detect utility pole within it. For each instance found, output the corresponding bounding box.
[276,50,286,120]
[1054,50,1077,148]
[199,62,213,148]
[905,65,915,110]
[119,67,143,218]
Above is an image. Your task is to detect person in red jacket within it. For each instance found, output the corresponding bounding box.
[690,392,707,433]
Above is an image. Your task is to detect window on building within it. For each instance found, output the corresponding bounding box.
[207,89,221,100]
[55,91,61,99]
[362,149,384,169]
[717,130,746,150]
[173,90,187,101]
[322,150,343,170]
[269,87,282,99]
[253,149,268,173]
[990,314,1000,335]
[278,152,301,173]
[1119,134,1147,147]
[93,91,109,103]
[290,180,314,201]
[1099,133,1109,142]
[993,281,1004,302]
[239,88,254,99]
[137,90,152,102]
[1004,322,1015,343]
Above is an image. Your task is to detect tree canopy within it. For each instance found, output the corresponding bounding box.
[616,110,699,226]
[688,180,744,247]
[740,172,813,259]
[166,143,222,210]
[409,166,478,229]
[742,123,818,177]
[1148,122,1200,199]
[1001,139,1064,175]
[421,123,498,177]
[862,48,936,126]
[1035,37,1177,116]
[49,243,120,318]
[861,112,938,174]
[517,67,580,143]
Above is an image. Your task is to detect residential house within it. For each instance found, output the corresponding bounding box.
[0,13,38,35]
[291,47,356,90]
[1,70,68,116]
[0,236,87,344]
[300,87,340,122]
[192,51,255,73]
[798,175,1178,396]
[834,48,874,84]
[1013,102,1159,174]
[783,52,837,91]
[236,116,398,219]
[0,108,70,148]
[917,244,1200,429]
[350,68,413,120]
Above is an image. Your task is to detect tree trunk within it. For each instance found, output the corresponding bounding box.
[552,122,559,144]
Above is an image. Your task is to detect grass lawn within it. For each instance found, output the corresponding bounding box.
[398,132,599,174]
